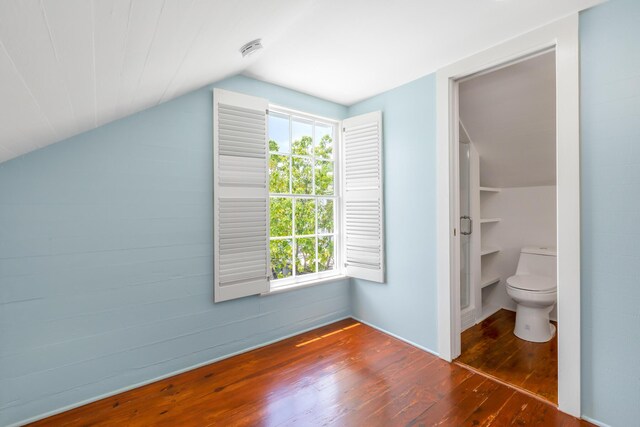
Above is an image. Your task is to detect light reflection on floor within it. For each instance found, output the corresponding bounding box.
[262,322,386,426]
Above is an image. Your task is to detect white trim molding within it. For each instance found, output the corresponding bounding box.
[581,416,612,427]
[436,15,581,417]
[351,316,439,358]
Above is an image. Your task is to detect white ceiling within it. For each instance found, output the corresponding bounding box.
[0,0,603,163]
[460,51,556,188]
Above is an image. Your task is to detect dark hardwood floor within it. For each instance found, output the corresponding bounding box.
[456,309,558,404]
[30,317,584,426]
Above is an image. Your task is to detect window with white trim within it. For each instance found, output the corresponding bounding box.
[268,109,339,286]
[212,88,384,302]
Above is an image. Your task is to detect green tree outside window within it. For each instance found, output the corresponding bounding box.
[268,117,336,281]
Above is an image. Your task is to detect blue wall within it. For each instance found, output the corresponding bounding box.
[1,0,637,424]
[346,2,640,425]
[0,75,350,426]
[348,75,439,351]
[580,0,640,425]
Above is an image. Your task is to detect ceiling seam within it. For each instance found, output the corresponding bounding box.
[129,0,167,109]
[0,38,55,145]
[115,0,134,114]
[157,0,207,105]
[91,0,97,127]
[39,0,78,135]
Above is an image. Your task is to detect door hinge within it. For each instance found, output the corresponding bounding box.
[454,228,457,237]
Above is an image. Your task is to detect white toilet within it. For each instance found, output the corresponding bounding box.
[506,246,557,343]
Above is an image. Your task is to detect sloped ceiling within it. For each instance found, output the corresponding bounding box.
[460,51,556,188]
[0,0,603,163]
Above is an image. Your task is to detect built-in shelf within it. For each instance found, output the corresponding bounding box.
[479,303,501,322]
[471,149,504,327]
[481,247,500,256]
[480,187,501,193]
[480,276,500,288]
[480,218,501,224]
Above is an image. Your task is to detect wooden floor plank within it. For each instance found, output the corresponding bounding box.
[406,374,491,426]
[461,383,516,427]
[456,309,558,404]
[29,317,587,427]
[339,353,440,426]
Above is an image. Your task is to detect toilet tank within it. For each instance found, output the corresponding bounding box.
[515,246,557,279]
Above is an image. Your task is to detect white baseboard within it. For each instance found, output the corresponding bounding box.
[351,315,439,357]
[581,415,610,427]
[14,313,593,427]
[10,315,351,427]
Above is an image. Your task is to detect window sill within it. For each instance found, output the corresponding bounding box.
[262,274,348,296]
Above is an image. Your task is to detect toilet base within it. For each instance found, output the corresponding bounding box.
[514,304,556,343]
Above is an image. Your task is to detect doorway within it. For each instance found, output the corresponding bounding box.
[454,51,559,402]
[436,16,581,417]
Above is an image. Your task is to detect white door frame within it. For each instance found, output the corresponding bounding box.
[436,15,581,417]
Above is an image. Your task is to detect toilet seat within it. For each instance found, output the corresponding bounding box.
[506,275,556,293]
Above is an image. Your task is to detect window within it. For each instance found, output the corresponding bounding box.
[268,109,339,286]
[213,88,384,302]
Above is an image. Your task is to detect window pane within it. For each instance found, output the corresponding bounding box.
[270,239,293,280]
[268,112,340,282]
[292,118,313,156]
[315,160,334,195]
[269,154,290,193]
[315,123,333,159]
[269,113,290,153]
[318,199,334,234]
[295,198,316,236]
[292,157,313,194]
[318,236,335,272]
[270,197,292,237]
[295,237,317,275]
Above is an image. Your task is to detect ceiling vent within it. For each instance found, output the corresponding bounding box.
[240,39,263,58]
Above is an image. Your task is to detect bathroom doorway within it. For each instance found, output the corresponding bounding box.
[436,17,581,416]
[454,51,559,403]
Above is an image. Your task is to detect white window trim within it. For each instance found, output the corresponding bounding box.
[265,274,348,296]
[265,105,344,293]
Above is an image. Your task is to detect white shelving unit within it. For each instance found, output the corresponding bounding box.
[481,275,500,289]
[480,247,500,256]
[477,170,502,323]
[479,303,501,322]
[463,137,505,328]
[481,218,501,224]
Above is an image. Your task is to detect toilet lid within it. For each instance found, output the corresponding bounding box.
[507,275,556,292]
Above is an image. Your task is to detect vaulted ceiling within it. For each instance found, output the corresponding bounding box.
[0,0,603,163]
[460,51,556,188]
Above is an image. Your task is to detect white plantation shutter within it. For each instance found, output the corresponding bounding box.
[213,89,270,302]
[342,111,385,283]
